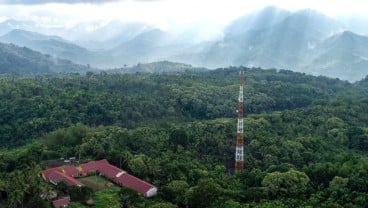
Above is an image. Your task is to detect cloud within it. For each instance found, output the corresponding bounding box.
[0,0,124,4]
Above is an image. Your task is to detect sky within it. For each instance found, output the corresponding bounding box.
[0,0,367,40]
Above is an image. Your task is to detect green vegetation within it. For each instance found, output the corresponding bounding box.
[110,61,205,74]
[78,176,119,191]
[0,68,354,147]
[0,67,368,207]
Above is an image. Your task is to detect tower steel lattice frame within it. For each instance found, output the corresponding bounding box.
[235,70,244,172]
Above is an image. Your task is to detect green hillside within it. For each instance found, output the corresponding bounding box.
[0,42,89,75]
[0,68,367,207]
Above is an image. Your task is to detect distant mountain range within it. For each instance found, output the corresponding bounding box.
[0,42,89,75]
[304,31,368,81]
[191,8,368,81]
[0,29,97,64]
[1,6,368,81]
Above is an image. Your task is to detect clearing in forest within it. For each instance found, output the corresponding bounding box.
[78,175,120,191]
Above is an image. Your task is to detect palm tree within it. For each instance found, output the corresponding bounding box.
[7,171,29,208]
[121,151,133,169]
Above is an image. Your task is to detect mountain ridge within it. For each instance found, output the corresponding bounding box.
[1,7,368,81]
[0,42,89,75]
[0,29,98,65]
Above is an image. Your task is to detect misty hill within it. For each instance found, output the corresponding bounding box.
[303,31,368,81]
[2,8,368,81]
[0,42,88,75]
[0,29,101,65]
[0,19,36,35]
[106,29,200,68]
[109,61,206,74]
[0,19,153,48]
[200,9,345,68]
[108,29,171,65]
[75,21,153,50]
[225,6,291,36]
[185,8,368,81]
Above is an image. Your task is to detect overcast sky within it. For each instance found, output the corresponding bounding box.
[0,0,367,35]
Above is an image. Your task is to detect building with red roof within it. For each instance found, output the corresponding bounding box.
[79,161,100,176]
[114,173,157,197]
[52,197,70,208]
[99,163,126,179]
[48,171,83,186]
[42,166,83,186]
[42,159,157,197]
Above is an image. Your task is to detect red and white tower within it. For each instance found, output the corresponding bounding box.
[235,70,244,172]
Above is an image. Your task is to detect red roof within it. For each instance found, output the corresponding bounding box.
[48,171,83,186]
[80,159,124,179]
[42,159,156,197]
[43,167,59,179]
[60,165,79,177]
[52,197,70,208]
[79,159,109,175]
[114,173,156,196]
[79,161,99,175]
[99,163,124,179]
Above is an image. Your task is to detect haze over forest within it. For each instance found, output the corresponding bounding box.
[1,0,368,81]
[1,1,368,208]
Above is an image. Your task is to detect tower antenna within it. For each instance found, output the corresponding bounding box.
[235,70,244,172]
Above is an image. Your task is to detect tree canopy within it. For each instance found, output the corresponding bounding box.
[0,67,367,207]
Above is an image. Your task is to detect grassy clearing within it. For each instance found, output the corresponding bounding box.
[78,175,120,191]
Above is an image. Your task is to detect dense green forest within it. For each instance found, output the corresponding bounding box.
[0,67,368,207]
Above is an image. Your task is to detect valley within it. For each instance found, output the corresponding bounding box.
[0,2,368,208]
